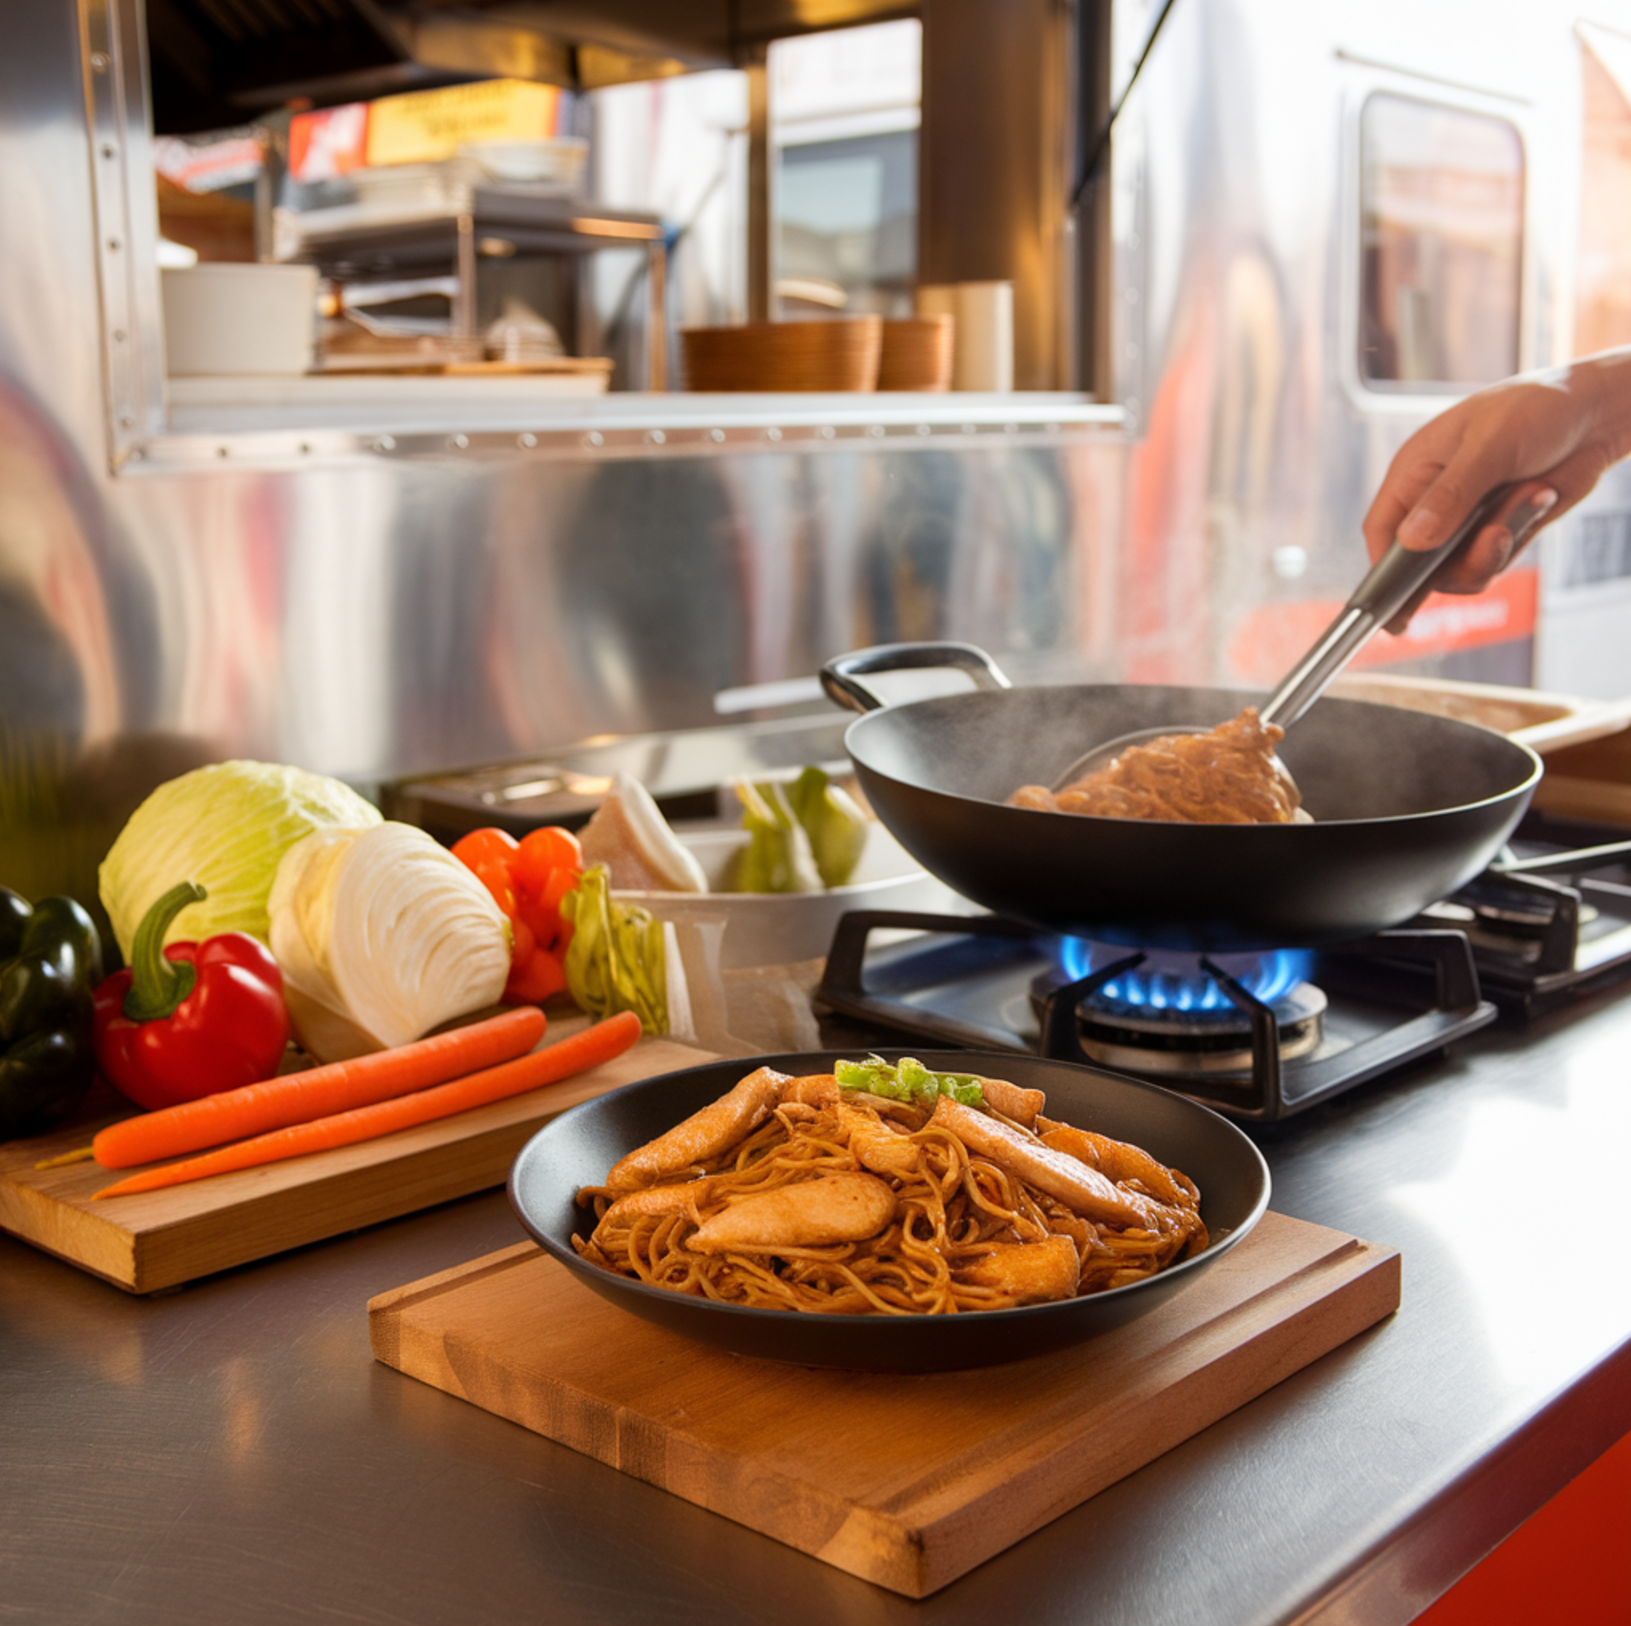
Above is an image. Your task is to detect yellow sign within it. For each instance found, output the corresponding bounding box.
[364,80,561,167]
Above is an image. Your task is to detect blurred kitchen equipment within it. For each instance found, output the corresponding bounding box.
[681,317,883,391]
[483,296,565,363]
[459,138,588,193]
[1050,487,1515,788]
[161,263,319,375]
[877,315,954,390]
[819,641,1540,951]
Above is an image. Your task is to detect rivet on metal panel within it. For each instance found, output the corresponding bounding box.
[915,424,932,437]
[961,424,977,435]
[583,431,604,447]
[374,435,396,452]
[646,430,666,445]
[1003,423,1019,434]
[299,443,312,455]
[118,414,134,429]
[866,424,885,438]
[708,428,726,442]
[107,239,121,252]
[111,329,125,343]
[451,433,469,450]
[101,144,116,160]
[818,426,835,440]
[216,446,229,459]
[519,432,537,448]
[765,427,782,442]
[90,51,110,72]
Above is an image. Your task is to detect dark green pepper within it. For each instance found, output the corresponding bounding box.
[1,887,104,1141]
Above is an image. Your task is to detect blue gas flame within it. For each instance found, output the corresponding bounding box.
[1058,939,1312,1012]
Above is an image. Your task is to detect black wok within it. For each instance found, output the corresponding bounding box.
[508,1049,1269,1371]
[820,643,1542,952]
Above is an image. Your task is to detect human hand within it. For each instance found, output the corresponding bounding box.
[1362,349,1631,626]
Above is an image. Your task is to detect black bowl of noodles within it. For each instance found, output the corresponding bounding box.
[508,1049,1270,1372]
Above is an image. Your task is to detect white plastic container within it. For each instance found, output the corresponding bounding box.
[161,263,319,376]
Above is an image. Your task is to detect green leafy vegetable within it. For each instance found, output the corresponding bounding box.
[725,767,868,893]
[835,1054,985,1107]
[99,760,381,959]
[561,864,667,1033]
[785,766,868,888]
[726,780,823,895]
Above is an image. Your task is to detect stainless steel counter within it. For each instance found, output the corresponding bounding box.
[5,992,1631,1626]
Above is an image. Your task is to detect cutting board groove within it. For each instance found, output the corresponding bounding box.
[0,1030,713,1292]
[369,1211,1400,1597]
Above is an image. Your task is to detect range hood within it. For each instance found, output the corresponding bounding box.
[147,0,918,133]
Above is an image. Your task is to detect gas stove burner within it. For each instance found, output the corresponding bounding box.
[1031,945,1328,1077]
[813,909,1496,1121]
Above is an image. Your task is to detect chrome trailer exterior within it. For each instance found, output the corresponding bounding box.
[2,0,1627,919]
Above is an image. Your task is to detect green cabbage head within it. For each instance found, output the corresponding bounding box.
[99,759,382,959]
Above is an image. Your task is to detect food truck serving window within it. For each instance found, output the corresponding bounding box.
[1358,93,1524,390]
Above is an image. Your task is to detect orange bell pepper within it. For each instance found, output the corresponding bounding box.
[451,826,583,1005]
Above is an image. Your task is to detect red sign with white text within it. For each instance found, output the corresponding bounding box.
[1226,567,1537,683]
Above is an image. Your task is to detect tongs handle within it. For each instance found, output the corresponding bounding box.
[1259,485,1513,731]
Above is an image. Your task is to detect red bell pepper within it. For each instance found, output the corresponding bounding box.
[93,881,290,1112]
[452,826,582,1005]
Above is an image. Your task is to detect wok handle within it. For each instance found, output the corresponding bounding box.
[1260,485,1514,731]
[820,642,1013,714]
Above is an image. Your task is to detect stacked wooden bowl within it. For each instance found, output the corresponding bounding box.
[681,317,882,391]
[877,314,954,390]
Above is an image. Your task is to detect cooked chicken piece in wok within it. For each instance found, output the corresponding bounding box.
[1009,707,1310,825]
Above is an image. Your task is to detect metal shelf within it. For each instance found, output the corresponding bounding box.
[277,188,670,385]
[138,389,1127,470]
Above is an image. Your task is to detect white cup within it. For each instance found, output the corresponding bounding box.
[952,280,1014,392]
[161,263,319,376]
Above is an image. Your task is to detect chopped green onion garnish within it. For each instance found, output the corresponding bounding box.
[835,1055,985,1107]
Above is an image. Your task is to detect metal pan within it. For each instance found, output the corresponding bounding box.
[508,1049,1269,1372]
[820,643,1542,951]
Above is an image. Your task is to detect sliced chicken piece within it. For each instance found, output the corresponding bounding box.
[962,1235,1080,1303]
[779,1072,840,1108]
[604,1066,787,1194]
[1037,1118,1195,1209]
[684,1173,897,1253]
[929,1097,1159,1230]
[596,1178,716,1232]
[975,1076,1046,1127]
[835,1100,920,1177]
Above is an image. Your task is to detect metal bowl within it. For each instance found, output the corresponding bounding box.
[508,1049,1270,1371]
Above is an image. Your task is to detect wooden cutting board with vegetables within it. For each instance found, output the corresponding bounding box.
[1,757,732,1292]
[0,1020,711,1292]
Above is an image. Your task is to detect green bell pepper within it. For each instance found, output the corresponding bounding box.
[1,886,104,1141]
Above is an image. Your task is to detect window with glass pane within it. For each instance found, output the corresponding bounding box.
[770,21,921,318]
[1359,94,1523,388]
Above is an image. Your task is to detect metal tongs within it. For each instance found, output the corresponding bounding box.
[1050,485,1516,790]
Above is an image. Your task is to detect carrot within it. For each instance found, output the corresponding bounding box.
[92,1010,643,1200]
[93,1006,548,1170]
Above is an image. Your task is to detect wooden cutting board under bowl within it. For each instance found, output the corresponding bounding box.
[0,1024,712,1293]
[370,1213,1400,1597]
